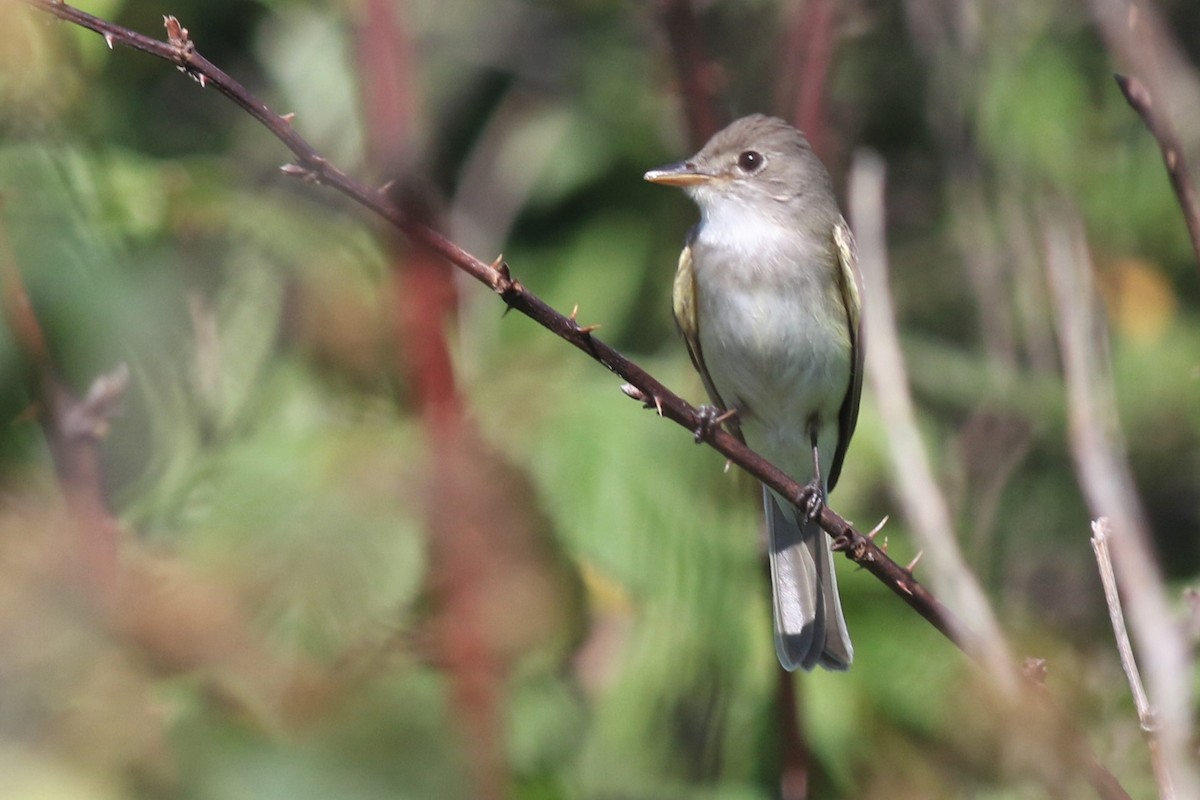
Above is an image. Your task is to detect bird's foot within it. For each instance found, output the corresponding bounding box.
[693,405,737,443]
[802,478,825,522]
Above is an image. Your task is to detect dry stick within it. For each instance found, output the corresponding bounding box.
[1091,518,1172,797]
[849,151,1018,695]
[851,157,1132,800]
[1043,209,1197,800]
[23,0,965,649]
[1115,74,1200,274]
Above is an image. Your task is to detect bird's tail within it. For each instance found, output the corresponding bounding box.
[765,488,853,671]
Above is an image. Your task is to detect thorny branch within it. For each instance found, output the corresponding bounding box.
[1115,73,1200,275]
[23,0,970,653]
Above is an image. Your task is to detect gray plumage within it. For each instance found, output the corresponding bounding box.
[646,115,863,671]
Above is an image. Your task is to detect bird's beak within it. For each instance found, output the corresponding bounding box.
[643,161,713,187]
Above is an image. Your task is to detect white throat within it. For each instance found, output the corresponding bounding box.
[695,197,794,259]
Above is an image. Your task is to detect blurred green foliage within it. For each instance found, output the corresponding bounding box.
[1,0,1199,798]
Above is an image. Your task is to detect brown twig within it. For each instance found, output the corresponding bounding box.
[25,0,963,656]
[1115,73,1200,275]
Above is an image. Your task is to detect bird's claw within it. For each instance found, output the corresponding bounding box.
[693,405,737,443]
[802,478,825,522]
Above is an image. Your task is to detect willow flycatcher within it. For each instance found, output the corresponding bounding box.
[645,114,863,671]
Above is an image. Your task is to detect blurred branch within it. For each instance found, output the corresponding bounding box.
[852,156,1136,800]
[848,150,1017,692]
[0,218,123,596]
[657,0,726,147]
[1,209,343,732]
[354,0,419,175]
[1092,518,1173,799]
[1114,73,1200,274]
[1089,0,1200,157]
[1042,207,1199,800]
[775,0,837,162]
[22,0,969,656]
[352,5,516,795]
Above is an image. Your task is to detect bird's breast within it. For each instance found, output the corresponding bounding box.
[690,233,852,466]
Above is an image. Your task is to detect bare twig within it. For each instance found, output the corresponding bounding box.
[848,150,1018,693]
[850,152,1132,800]
[1043,207,1199,800]
[1089,0,1200,158]
[1114,74,1200,274]
[22,0,967,655]
[1091,518,1172,797]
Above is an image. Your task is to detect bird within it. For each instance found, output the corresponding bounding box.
[644,114,863,671]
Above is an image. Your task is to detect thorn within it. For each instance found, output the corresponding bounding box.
[711,407,737,427]
[905,550,924,573]
[282,112,296,125]
[653,395,663,416]
[198,73,207,89]
[620,383,646,402]
[568,303,599,334]
[620,384,658,411]
[866,515,889,540]
[280,163,320,183]
[104,33,115,50]
[492,259,514,295]
[163,16,192,53]
[723,458,732,473]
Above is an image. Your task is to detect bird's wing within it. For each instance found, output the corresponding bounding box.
[673,236,743,440]
[827,218,864,493]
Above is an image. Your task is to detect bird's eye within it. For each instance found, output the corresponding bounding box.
[737,150,763,172]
